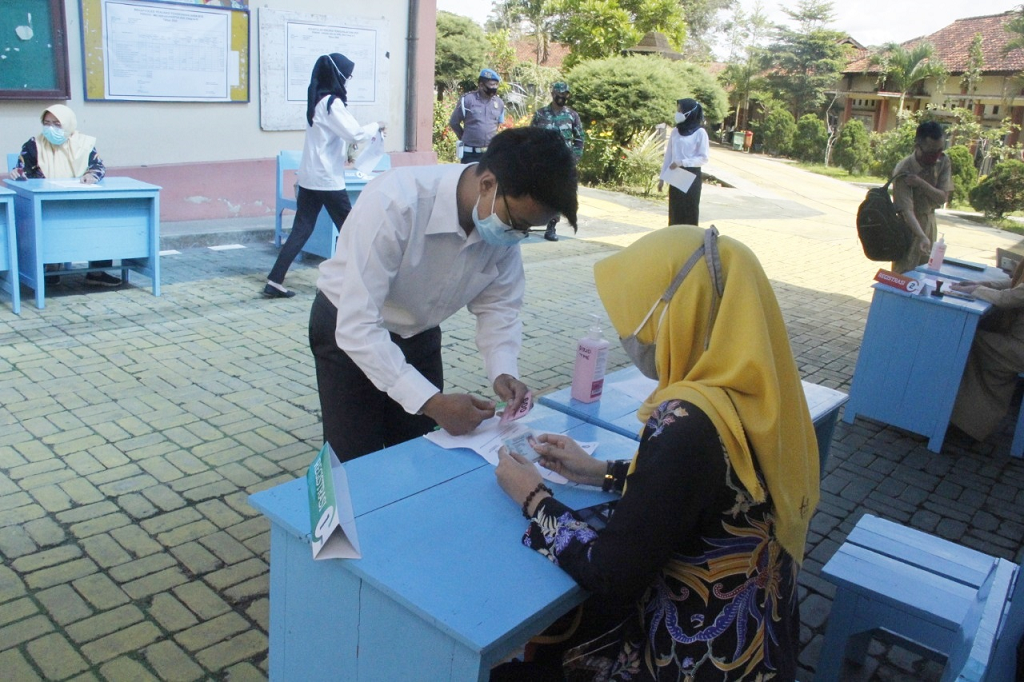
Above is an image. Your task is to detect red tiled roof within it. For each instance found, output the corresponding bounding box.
[512,39,570,68]
[845,11,1024,75]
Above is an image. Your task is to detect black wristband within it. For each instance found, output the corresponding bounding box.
[522,482,553,519]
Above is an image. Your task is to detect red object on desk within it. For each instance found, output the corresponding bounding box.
[874,269,921,293]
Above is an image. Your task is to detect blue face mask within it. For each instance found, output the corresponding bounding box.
[472,186,526,246]
[41,125,66,146]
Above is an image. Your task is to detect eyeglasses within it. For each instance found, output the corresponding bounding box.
[500,192,547,238]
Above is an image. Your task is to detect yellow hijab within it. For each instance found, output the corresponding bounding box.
[593,226,819,563]
[36,105,96,179]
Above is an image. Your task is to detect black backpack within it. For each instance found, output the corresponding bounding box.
[856,174,911,261]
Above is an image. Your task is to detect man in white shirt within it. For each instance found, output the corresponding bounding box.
[310,127,579,461]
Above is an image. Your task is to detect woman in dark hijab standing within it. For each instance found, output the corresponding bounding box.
[658,98,709,226]
[264,53,385,298]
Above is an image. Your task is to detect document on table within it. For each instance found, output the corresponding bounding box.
[659,166,696,192]
[425,416,598,485]
[48,180,102,189]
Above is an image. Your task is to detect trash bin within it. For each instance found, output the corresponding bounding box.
[744,130,754,151]
[732,131,745,151]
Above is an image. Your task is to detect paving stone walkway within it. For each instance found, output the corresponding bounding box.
[0,149,1022,681]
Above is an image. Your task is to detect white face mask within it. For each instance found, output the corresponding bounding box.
[472,185,526,246]
[674,112,687,124]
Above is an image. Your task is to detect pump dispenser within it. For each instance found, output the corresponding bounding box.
[927,233,947,271]
[570,315,611,403]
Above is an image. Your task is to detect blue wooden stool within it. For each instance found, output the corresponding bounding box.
[817,514,1021,682]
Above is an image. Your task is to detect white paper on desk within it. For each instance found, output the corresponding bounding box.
[424,416,598,485]
[48,180,102,189]
[306,444,361,561]
[353,132,386,176]
[659,166,696,192]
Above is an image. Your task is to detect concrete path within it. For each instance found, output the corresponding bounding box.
[0,147,1021,681]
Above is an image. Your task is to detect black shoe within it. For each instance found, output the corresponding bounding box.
[263,283,295,298]
[544,229,558,242]
[45,275,60,286]
[85,272,122,287]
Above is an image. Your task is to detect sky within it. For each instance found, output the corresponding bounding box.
[434,0,1019,56]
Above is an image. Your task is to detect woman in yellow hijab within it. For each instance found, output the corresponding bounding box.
[9,105,120,286]
[495,226,818,681]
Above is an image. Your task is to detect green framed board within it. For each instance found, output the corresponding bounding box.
[80,0,249,102]
[0,0,72,100]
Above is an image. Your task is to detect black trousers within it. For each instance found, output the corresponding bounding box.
[268,187,352,284]
[309,291,444,462]
[667,167,702,226]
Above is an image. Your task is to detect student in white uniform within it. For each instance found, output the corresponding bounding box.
[264,53,384,298]
[658,98,709,226]
[309,127,579,461]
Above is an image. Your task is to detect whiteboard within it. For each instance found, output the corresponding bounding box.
[259,7,389,131]
[81,0,249,102]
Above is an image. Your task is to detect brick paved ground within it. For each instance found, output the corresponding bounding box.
[1,149,1022,681]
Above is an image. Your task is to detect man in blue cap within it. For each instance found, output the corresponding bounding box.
[531,81,585,241]
[449,68,505,164]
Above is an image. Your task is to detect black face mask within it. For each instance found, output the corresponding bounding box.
[553,95,568,106]
[484,86,498,96]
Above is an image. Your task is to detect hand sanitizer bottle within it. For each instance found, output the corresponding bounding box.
[927,233,946,271]
[570,316,611,403]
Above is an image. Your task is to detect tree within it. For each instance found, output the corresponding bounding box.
[493,0,558,64]
[947,145,978,207]
[434,12,490,97]
[869,42,947,114]
[792,114,829,163]
[759,105,796,156]
[1004,6,1024,56]
[675,62,730,125]
[764,0,850,118]
[832,119,871,174]
[970,160,1024,218]
[552,0,687,66]
[960,33,984,106]
[567,55,687,145]
[719,1,771,130]
[678,0,736,61]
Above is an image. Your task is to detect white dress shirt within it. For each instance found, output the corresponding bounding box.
[297,96,379,191]
[661,127,710,174]
[316,164,525,415]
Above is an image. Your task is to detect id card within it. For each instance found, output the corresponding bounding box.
[502,430,540,462]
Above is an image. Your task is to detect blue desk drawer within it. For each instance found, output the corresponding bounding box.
[40,198,153,262]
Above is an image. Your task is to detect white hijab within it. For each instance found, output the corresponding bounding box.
[36,104,97,179]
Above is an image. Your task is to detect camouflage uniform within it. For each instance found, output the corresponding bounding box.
[531,91,585,239]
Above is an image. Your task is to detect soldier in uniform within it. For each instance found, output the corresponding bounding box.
[449,68,506,165]
[531,82,585,241]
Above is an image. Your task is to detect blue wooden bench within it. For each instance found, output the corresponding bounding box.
[274,150,301,248]
[818,514,1022,681]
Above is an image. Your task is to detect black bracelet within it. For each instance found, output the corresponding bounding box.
[522,482,553,519]
[602,460,616,492]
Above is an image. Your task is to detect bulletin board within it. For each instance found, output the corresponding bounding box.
[0,0,72,100]
[79,0,249,102]
[258,7,390,131]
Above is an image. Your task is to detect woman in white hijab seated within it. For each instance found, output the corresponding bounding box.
[9,104,120,287]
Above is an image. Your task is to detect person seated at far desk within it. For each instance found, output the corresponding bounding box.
[9,104,121,287]
[950,260,1024,443]
[494,225,819,682]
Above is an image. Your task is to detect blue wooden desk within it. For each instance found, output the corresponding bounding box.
[3,177,161,309]
[301,169,383,261]
[538,366,848,475]
[844,272,991,453]
[248,405,640,682]
[0,187,19,314]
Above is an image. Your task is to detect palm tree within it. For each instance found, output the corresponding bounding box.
[869,42,947,114]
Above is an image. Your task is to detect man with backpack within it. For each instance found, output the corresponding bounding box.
[449,68,505,165]
[891,120,953,273]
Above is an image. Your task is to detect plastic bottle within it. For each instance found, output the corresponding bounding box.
[570,316,611,403]
[927,233,947,270]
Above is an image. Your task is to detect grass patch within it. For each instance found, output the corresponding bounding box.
[794,163,886,186]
